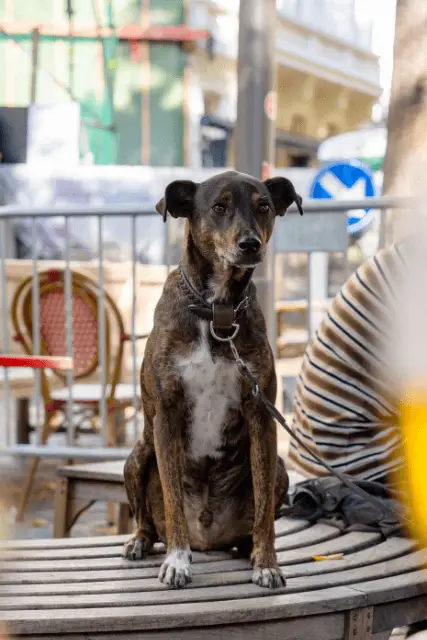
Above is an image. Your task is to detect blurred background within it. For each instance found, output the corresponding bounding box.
[0,0,393,261]
[0,0,398,356]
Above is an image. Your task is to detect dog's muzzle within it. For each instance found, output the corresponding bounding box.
[231,233,263,266]
[238,234,261,254]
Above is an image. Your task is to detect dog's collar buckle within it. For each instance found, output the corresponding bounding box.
[210,321,240,342]
[212,303,234,330]
[179,264,250,329]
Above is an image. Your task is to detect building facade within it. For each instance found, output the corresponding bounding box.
[0,0,381,168]
[190,0,381,167]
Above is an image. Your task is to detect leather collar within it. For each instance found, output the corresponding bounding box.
[178,264,251,330]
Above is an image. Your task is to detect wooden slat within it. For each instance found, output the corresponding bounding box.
[0,585,367,636]
[275,298,332,313]
[1,537,413,587]
[3,573,424,637]
[5,614,347,640]
[284,537,415,578]
[1,534,135,550]
[275,523,339,551]
[0,524,337,561]
[0,549,235,571]
[71,480,127,503]
[57,461,125,482]
[0,531,381,573]
[0,550,423,606]
[0,545,227,562]
[352,568,427,605]
[2,518,309,551]
[276,531,381,565]
[1,547,421,599]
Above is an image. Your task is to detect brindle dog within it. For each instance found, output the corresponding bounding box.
[122,170,303,589]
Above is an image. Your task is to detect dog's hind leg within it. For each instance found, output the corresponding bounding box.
[122,438,158,560]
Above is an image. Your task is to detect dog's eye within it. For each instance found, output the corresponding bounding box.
[212,203,226,214]
[259,203,270,213]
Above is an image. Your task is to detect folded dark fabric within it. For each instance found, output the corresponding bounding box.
[281,476,405,537]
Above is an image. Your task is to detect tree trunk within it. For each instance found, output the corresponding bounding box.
[381,0,427,244]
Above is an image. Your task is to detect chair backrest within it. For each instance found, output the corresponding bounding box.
[11,269,126,402]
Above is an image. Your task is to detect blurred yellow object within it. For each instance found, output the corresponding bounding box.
[312,553,344,561]
[398,389,427,545]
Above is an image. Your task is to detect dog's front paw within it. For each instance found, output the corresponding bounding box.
[122,536,148,560]
[252,566,286,589]
[159,548,192,589]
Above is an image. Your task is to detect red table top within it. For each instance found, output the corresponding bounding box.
[0,354,73,370]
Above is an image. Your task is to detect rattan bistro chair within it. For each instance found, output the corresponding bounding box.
[11,268,145,520]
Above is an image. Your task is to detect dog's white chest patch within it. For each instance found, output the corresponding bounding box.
[177,323,240,461]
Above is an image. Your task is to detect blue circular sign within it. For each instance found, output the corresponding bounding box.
[310,160,376,236]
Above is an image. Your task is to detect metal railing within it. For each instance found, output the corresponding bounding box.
[0,204,167,461]
[0,196,403,460]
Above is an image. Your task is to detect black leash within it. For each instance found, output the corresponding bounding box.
[225,337,412,528]
[179,264,412,528]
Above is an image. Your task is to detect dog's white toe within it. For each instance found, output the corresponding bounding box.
[159,548,192,589]
[252,566,286,589]
[122,537,146,561]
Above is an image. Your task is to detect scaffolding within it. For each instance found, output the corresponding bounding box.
[0,2,210,164]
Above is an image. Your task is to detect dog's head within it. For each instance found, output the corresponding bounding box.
[156,170,303,267]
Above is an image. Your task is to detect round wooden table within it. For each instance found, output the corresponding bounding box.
[0,516,425,638]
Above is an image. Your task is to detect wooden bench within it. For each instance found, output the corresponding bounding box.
[275,299,333,357]
[1,518,426,638]
[54,461,131,538]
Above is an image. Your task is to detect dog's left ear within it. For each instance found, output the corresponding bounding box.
[264,177,304,217]
[155,180,199,223]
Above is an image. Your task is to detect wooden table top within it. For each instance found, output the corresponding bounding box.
[57,460,125,483]
[0,355,73,370]
[0,516,425,638]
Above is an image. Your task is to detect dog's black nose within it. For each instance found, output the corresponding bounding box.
[238,235,261,253]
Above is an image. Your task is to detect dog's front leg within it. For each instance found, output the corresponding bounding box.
[154,405,192,589]
[246,401,286,589]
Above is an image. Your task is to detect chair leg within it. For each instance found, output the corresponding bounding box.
[53,477,70,538]
[118,503,132,535]
[16,456,40,522]
[115,408,127,446]
[16,412,59,522]
[106,411,117,526]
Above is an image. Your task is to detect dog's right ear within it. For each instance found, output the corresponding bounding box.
[155,180,199,223]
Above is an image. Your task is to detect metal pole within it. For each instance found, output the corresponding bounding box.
[131,215,139,443]
[31,219,41,445]
[0,220,11,446]
[66,0,75,94]
[64,217,75,446]
[235,0,277,352]
[30,28,40,103]
[97,216,107,445]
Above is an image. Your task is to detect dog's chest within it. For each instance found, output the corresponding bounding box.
[176,324,240,461]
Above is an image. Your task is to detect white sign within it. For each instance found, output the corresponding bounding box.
[26,102,81,167]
